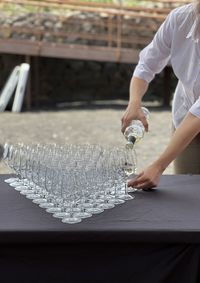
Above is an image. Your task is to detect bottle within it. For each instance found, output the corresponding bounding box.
[124,107,150,149]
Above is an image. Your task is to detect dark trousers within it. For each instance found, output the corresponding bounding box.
[172,125,200,174]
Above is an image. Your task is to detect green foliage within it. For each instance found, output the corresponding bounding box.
[0,0,146,15]
[0,3,39,15]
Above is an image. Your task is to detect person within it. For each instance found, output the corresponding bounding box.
[121,1,200,190]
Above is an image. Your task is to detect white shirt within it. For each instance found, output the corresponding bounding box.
[133,3,200,128]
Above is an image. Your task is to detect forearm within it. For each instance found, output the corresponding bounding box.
[154,112,200,172]
[129,76,149,106]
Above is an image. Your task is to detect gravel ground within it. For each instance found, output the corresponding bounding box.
[0,104,173,174]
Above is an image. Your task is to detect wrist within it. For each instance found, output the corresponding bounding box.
[128,99,141,108]
[153,159,168,174]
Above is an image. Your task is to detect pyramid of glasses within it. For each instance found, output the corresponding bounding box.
[2,143,137,224]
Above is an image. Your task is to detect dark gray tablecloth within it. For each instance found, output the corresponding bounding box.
[1,174,200,244]
[1,174,200,283]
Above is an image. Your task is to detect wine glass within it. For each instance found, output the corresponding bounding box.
[3,143,21,184]
[115,147,134,201]
[123,147,138,193]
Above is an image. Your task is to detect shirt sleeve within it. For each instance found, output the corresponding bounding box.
[189,98,200,119]
[133,10,175,83]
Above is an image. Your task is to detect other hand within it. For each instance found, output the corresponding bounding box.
[127,163,163,190]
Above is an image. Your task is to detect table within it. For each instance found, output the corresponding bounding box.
[0,174,200,283]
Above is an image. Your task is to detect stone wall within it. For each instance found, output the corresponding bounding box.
[0,10,161,50]
[0,54,177,109]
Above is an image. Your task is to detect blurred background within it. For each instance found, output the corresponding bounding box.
[0,0,189,173]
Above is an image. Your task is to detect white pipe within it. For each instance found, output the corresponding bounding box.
[12,63,30,113]
[0,66,20,112]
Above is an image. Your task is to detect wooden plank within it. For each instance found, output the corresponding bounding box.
[39,42,140,63]
[0,39,40,55]
[0,38,140,63]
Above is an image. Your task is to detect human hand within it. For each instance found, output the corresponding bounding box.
[121,103,149,133]
[127,163,163,190]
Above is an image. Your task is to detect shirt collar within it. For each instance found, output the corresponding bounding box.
[186,14,200,43]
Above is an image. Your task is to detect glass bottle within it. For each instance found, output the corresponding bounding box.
[124,107,150,149]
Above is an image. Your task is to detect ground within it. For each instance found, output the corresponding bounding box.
[0,104,173,174]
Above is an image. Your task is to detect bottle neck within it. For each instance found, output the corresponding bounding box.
[126,136,136,149]
[128,136,136,145]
